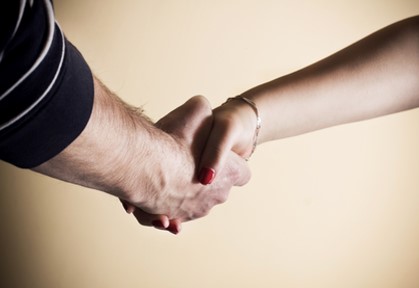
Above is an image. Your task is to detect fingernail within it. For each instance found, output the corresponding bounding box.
[167,224,180,235]
[152,220,165,229]
[198,167,215,185]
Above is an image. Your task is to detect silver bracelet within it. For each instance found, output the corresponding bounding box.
[226,95,261,160]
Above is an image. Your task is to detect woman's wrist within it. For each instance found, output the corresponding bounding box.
[225,96,261,160]
[214,97,260,159]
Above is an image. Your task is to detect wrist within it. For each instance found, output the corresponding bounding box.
[215,98,258,159]
[33,78,159,201]
[226,96,261,160]
[121,127,182,206]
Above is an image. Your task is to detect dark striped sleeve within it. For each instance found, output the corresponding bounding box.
[0,0,94,168]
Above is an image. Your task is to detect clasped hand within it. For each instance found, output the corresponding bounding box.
[122,96,252,234]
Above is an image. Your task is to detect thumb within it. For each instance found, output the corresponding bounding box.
[198,117,235,185]
[155,95,212,146]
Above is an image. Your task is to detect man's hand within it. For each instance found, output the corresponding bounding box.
[127,96,251,233]
[33,78,250,234]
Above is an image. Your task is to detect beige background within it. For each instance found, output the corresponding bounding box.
[1,0,419,287]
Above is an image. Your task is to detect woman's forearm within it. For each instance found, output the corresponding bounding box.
[242,16,419,144]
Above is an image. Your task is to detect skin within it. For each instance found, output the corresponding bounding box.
[30,15,419,233]
[34,78,251,234]
[199,16,419,179]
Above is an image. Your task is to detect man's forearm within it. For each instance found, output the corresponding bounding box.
[32,78,251,225]
[33,77,160,201]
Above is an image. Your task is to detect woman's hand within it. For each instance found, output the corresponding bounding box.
[198,97,259,185]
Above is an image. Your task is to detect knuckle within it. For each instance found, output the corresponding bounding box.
[216,190,229,204]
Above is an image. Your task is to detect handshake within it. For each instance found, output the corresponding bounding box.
[34,78,259,235]
[32,16,419,235]
[121,94,256,234]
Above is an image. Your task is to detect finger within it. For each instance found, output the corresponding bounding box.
[120,199,136,214]
[198,118,234,185]
[132,208,170,229]
[155,95,212,142]
[156,95,217,185]
[175,95,213,147]
[224,151,251,187]
[126,204,136,214]
[167,218,182,235]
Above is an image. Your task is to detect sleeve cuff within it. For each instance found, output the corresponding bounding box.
[0,38,94,168]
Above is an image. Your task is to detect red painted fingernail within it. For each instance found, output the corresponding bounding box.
[167,224,180,235]
[198,167,215,185]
